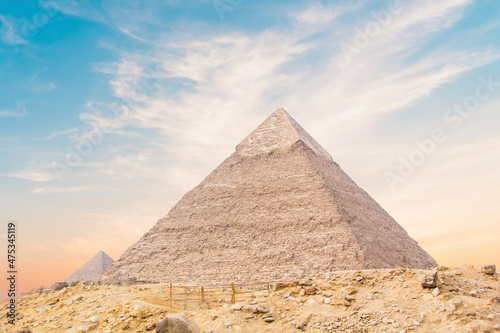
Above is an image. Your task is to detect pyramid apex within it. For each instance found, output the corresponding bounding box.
[272,107,287,114]
[235,109,332,160]
[95,250,107,257]
[269,108,293,120]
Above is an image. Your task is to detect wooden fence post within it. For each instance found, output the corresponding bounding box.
[267,281,270,293]
[201,286,205,303]
[231,283,236,304]
[183,287,187,310]
[169,283,173,308]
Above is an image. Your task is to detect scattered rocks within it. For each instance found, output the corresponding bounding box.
[304,286,316,295]
[72,295,84,302]
[295,313,312,330]
[263,316,275,323]
[342,286,357,295]
[256,305,269,313]
[243,305,258,314]
[50,282,69,291]
[130,308,143,318]
[145,323,156,330]
[231,303,243,311]
[305,298,315,306]
[30,286,47,294]
[489,297,500,305]
[76,324,90,332]
[8,266,500,333]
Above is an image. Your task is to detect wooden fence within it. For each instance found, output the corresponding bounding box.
[135,270,338,310]
[160,281,272,310]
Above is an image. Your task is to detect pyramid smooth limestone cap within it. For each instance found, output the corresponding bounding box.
[235,108,332,160]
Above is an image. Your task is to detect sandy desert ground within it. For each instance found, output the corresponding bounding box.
[2,265,499,333]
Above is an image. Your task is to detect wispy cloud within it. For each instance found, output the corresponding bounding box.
[58,0,498,192]
[3,162,56,182]
[42,0,175,41]
[291,3,342,26]
[32,186,107,194]
[6,0,496,194]
[84,150,158,179]
[41,0,110,25]
[118,27,147,43]
[0,110,19,118]
[0,107,28,118]
[34,81,56,92]
[45,128,78,140]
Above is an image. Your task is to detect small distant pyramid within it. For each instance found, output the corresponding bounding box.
[65,251,114,283]
[101,109,436,284]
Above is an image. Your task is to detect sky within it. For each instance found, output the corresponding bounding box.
[0,0,499,292]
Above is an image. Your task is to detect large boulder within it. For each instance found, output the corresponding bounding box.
[156,313,200,333]
[421,270,438,288]
[275,282,297,291]
[483,265,496,275]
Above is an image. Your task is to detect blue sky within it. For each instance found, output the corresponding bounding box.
[1,0,500,289]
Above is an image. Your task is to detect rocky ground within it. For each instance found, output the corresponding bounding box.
[2,265,499,332]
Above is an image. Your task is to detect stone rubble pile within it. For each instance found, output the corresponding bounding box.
[2,265,498,332]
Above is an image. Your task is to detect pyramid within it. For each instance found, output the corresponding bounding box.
[65,251,115,283]
[101,109,436,284]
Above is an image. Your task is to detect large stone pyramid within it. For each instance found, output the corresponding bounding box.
[101,109,436,284]
[66,251,115,283]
